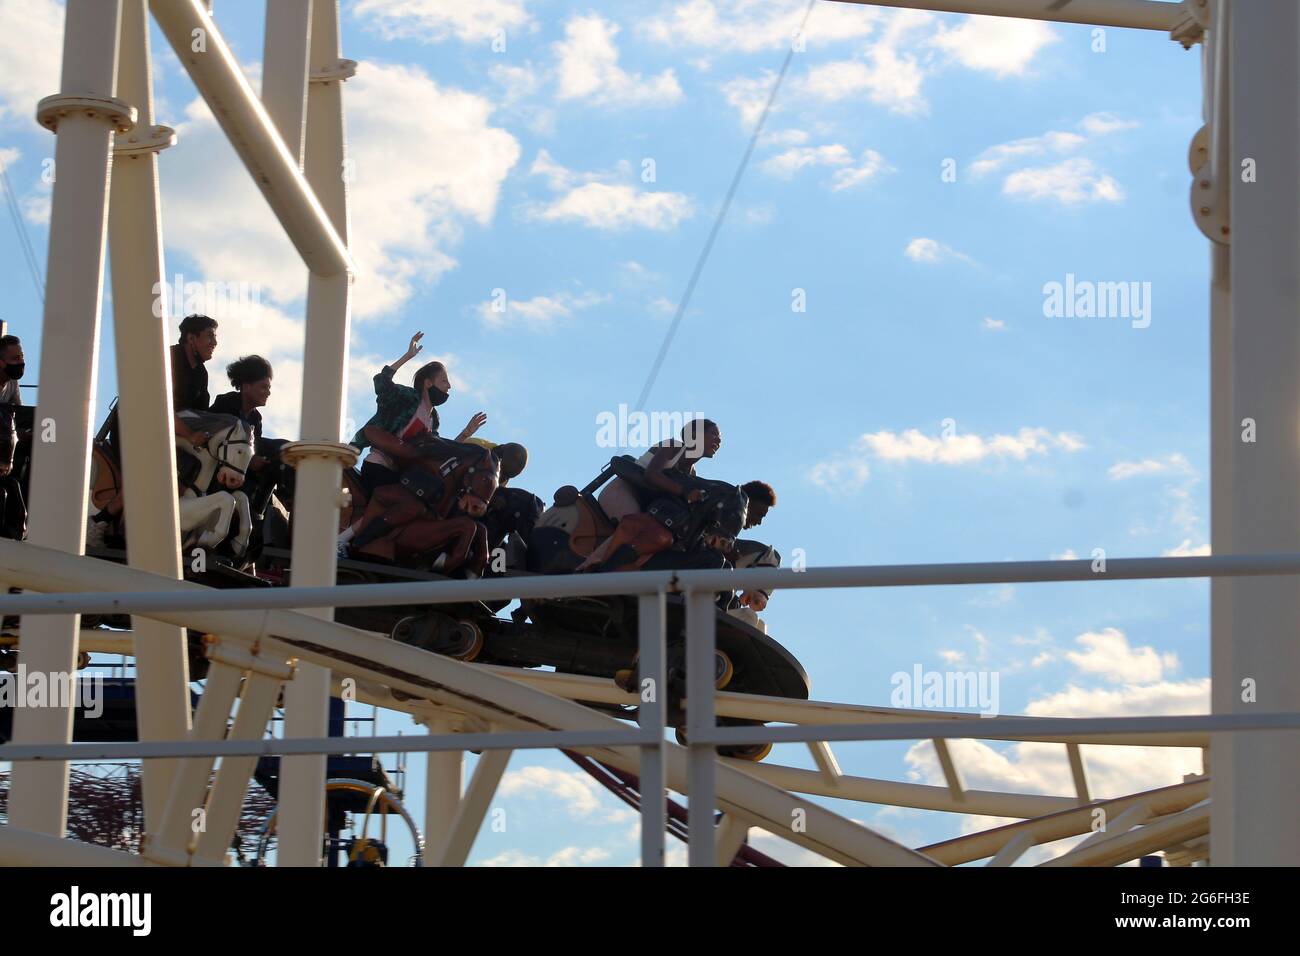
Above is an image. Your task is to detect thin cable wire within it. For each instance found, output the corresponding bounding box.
[633,0,817,411]
[0,155,46,304]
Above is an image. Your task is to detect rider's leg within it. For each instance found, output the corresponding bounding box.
[230,491,253,557]
[350,485,425,554]
[584,514,672,572]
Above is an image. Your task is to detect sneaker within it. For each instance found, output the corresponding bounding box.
[336,541,350,559]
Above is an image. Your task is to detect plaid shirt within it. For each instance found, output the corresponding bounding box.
[351,365,439,450]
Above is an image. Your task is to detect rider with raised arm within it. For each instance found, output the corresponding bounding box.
[338,334,488,555]
[350,332,486,495]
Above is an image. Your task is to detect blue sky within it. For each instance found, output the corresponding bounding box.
[0,0,1212,865]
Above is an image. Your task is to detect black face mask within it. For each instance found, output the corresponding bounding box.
[426,384,449,407]
[3,363,23,381]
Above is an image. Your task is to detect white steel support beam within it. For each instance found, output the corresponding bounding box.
[261,0,312,167]
[7,0,129,835]
[1206,0,1234,864]
[1043,804,1209,867]
[422,714,463,857]
[932,739,963,802]
[108,0,191,832]
[1216,0,1300,867]
[147,0,351,277]
[686,591,718,867]
[434,748,512,867]
[827,0,1184,31]
[148,658,243,861]
[985,831,1033,867]
[923,780,1210,865]
[1065,743,1091,804]
[276,0,354,867]
[637,592,667,867]
[714,814,749,867]
[194,668,289,862]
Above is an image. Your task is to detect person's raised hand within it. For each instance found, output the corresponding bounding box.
[406,331,425,359]
[461,411,488,439]
[190,430,211,448]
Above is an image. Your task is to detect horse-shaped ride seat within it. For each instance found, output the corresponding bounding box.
[87,411,257,561]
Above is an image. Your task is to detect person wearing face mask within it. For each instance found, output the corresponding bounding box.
[339,334,487,556]
[0,335,24,408]
[350,332,487,497]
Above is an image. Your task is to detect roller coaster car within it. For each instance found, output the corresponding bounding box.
[324,455,808,761]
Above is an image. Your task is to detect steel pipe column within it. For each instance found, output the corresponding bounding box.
[108,0,191,831]
[7,0,129,835]
[1216,0,1300,866]
[276,0,355,866]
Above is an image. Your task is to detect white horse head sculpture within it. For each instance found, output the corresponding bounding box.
[175,412,257,560]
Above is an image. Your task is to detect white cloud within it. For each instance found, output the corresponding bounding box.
[759,143,889,189]
[904,237,974,265]
[808,455,872,492]
[0,0,62,122]
[830,149,891,190]
[352,0,532,43]
[762,143,853,178]
[1164,539,1210,557]
[554,14,682,108]
[1064,627,1179,684]
[163,61,520,322]
[869,427,1084,462]
[1108,454,1193,480]
[489,61,542,105]
[498,765,633,823]
[1003,157,1124,205]
[812,426,1084,490]
[525,151,694,231]
[480,846,612,867]
[982,317,1007,332]
[1051,549,1078,560]
[476,289,609,330]
[1026,678,1208,719]
[970,131,1086,179]
[928,16,1058,77]
[971,113,1136,203]
[797,40,930,116]
[720,71,777,128]
[641,0,883,53]
[760,128,810,148]
[1079,111,1140,136]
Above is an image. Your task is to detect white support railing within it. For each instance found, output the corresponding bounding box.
[3,546,1299,866]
